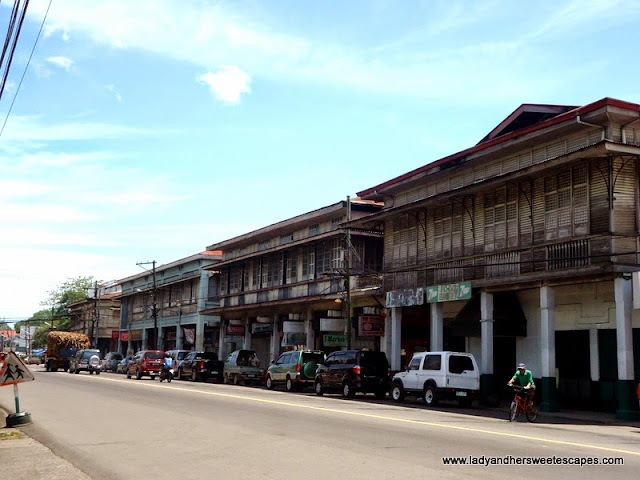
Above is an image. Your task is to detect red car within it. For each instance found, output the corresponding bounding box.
[127,350,165,380]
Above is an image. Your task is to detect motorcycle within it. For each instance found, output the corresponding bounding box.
[159,367,174,383]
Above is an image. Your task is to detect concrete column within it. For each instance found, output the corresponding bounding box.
[270,314,280,364]
[480,292,496,404]
[195,317,205,351]
[305,310,315,350]
[381,310,392,356]
[218,319,226,360]
[176,324,184,350]
[539,286,559,411]
[142,328,148,350]
[244,315,252,350]
[614,277,638,420]
[390,307,402,371]
[430,303,443,351]
[158,327,165,351]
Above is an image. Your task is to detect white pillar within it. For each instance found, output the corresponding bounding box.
[589,327,600,382]
[540,286,556,378]
[158,327,165,351]
[480,292,494,375]
[381,310,392,356]
[195,317,205,351]
[430,303,443,351]
[270,314,280,364]
[390,307,402,371]
[614,277,635,381]
[142,328,148,350]
[305,313,315,350]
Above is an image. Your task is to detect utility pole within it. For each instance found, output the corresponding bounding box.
[344,196,352,349]
[136,260,158,349]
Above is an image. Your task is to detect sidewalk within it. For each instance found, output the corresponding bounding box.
[0,411,90,480]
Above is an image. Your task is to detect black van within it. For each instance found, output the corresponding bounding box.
[314,350,390,399]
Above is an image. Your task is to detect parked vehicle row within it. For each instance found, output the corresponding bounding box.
[70,347,481,408]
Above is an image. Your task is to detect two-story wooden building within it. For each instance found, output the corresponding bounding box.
[201,199,384,365]
[353,98,640,419]
[117,251,222,355]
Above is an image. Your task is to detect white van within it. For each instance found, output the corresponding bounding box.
[390,351,480,407]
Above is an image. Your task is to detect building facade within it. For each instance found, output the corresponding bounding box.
[202,199,384,365]
[116,251,222,356]
[67,283,122,354]
[354,98,640,419]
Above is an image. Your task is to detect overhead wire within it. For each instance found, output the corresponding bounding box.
[0,0,52,137]
[0,0,28,101]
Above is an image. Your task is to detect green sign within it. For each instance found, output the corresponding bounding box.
[426,282,472,303]
[323,334,347,347]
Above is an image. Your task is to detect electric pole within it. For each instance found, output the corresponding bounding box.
[345,196,352,349]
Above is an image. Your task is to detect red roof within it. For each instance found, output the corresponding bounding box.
[357,97,640,198]
[0,330,17,337]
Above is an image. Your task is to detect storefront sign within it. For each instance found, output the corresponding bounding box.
[426,282,472,303]
[323,334,346,347]
[320,318,345,332]
[129,330,142,341]
[252,323,273,335]
[358,315,384,336]
[111,330,120,340]
[282,332,306,347]
[226,325,245,336]
[386,288,425,308]
[120,331,129,341]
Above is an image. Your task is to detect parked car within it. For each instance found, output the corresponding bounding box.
[178,351,224,382]
[116,357,131,374]
[127,350,165,380]
[266,350,325,392]
[165,349,190,371]
[223,349,263,385]
[390,351,480,407]
[102,352,124,372]
[69,349,102,374]
[314,350,390,399]
[26,355,41,365]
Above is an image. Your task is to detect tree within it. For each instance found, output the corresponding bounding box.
[0,321,12,330]
[40,276,95,330]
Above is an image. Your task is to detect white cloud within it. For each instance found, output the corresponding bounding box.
[197,65,251,104]
[105,84,123,103]
[46,56,74,71]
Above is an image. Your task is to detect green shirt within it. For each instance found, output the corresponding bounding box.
[512,369,535,388]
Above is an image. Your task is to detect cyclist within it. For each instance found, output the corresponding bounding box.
[162,353,172,379]
[507,362,536,406]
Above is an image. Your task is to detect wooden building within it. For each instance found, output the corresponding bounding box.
[353,98,640,418]
[202,199,384,365]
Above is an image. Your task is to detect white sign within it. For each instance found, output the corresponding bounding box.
[282,321,305,333]
[320,318,345,332]
[0,352,35,386]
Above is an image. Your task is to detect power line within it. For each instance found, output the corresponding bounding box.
[0,0,28,100]
[0,0,52,137]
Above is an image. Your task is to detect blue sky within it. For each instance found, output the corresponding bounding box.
[1,0,639,322]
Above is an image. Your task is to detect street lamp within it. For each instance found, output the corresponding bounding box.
[137,260,158,349]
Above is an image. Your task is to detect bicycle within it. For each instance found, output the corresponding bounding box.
[508,384,538,422]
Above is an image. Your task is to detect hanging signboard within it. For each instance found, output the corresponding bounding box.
[226,325,245,336]
[320,318,345,332]
[184,328,195,344]
[111,330,120,340]
[252,323,273,335]
[426,282,472,303]
[0,352,35,387]
[358,315,385,336]
[120,331,129,341]
[386,288,425,308]
[129,330,142,341]
[282,321,305,333]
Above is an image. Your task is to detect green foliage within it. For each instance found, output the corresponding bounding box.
[31,325,50,349]
[41,276,94,308]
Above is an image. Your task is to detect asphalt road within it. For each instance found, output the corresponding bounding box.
[2,368,639,480]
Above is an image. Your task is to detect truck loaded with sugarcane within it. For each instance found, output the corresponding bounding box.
[45,331,91,372]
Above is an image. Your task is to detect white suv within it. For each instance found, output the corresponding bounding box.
[390,351,479,407]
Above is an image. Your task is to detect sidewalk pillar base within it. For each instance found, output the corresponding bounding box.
[615,380,639,420]
[480,374,499,407]
[6,411,31,427]
[539,376,559,412]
